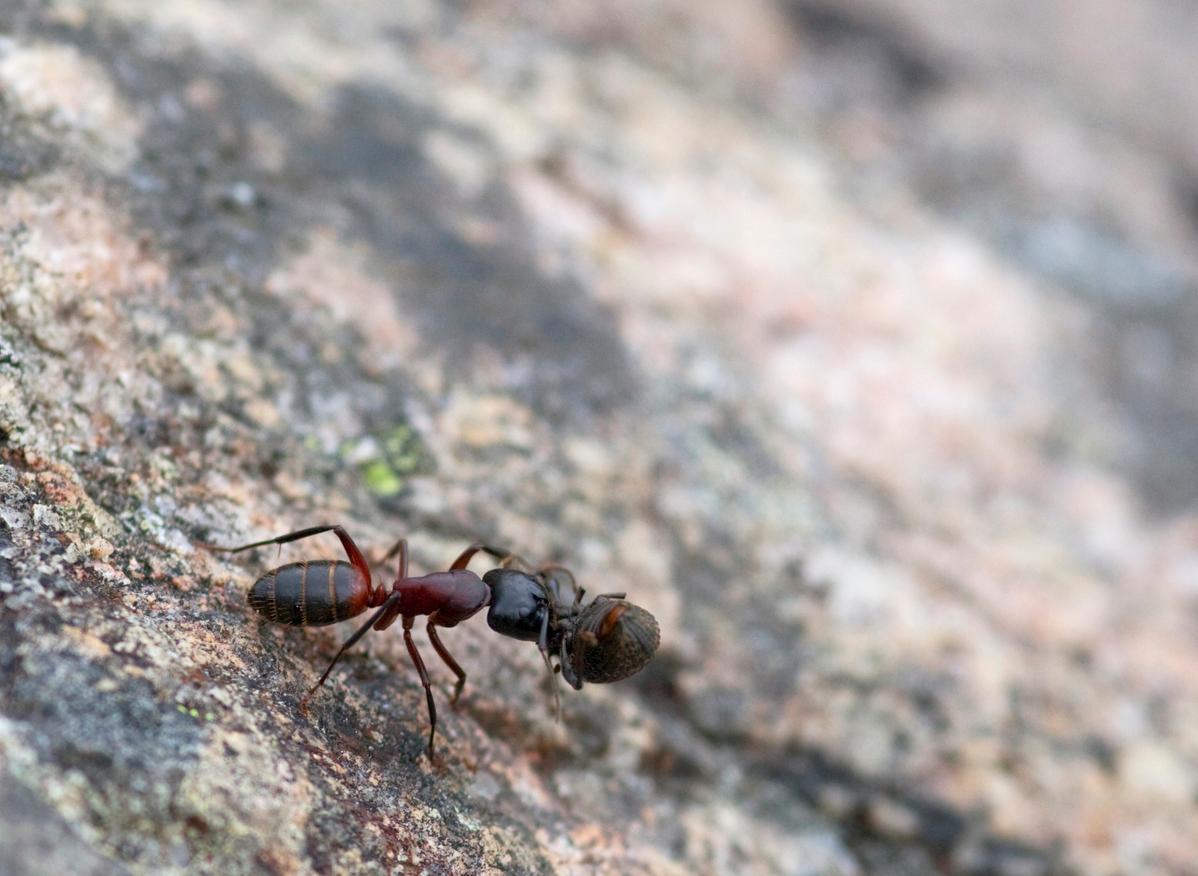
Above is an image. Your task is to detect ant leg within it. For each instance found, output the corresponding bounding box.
[303,592,402,701]
[389,539,409,580]
[371,536,406,569]
[207,524,375,600]
[536,609,561,720]
[426,624,467,703]
[377,540,509,574]
[368,538,411,585]
[448,543,511,571]
[208,524,348,554]
[403,615,439,757]
[539,649,561,720]
[499,553,535,572]
[559,635,584,690]
[538,563,574,582]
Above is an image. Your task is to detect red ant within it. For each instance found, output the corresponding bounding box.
[207,524,659,757]
[208,524,511,756]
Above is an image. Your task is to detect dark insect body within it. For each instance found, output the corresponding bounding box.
[210,524,498,756]
[207,524,659,757]
[483,565,660,703]
[569,600,660,685]
[247,560,366,626]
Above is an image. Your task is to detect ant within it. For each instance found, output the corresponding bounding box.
[206,524,659,757]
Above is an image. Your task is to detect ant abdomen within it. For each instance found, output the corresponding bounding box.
[248,560,371,626]
[572,598,660,684]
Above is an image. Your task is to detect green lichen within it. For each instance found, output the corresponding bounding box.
[381,424,430,473]
[342,424,433,499]
[361,458,404,497]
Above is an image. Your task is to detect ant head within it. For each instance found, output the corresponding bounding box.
[483,569,550,643]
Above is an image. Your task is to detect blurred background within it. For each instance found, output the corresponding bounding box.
[1,1,1196,874]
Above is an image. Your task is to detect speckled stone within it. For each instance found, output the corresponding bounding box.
[1,2,1196,875]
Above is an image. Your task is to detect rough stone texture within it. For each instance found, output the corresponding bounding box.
[1,1,1196,874]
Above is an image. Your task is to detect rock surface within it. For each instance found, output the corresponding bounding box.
[1,1,1197,874]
